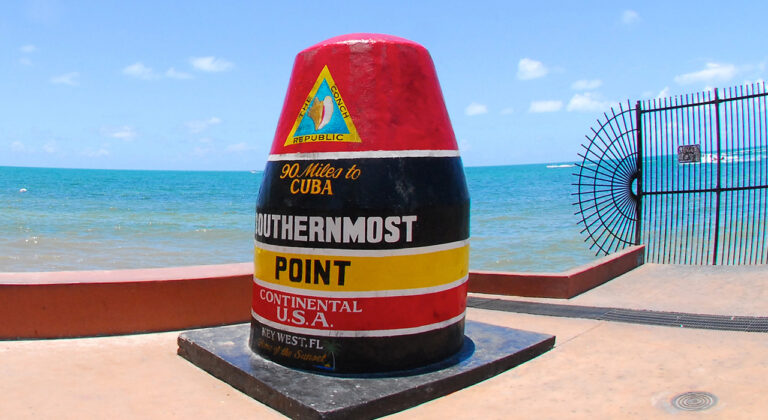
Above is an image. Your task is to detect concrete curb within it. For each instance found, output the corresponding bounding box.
[467,245,645,298]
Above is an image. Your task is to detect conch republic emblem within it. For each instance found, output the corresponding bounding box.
[284,66,361,146]
[251,34,469,373]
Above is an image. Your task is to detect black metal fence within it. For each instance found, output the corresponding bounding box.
[575,83,768,264]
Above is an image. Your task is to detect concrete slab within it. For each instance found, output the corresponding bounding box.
[483,263,768,317]
[387,308,768,419]
[177,321,555,419]
[0,331,284,420]
[570,264,768,316]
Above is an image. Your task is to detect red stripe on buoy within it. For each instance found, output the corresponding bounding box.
[252,281,467,333]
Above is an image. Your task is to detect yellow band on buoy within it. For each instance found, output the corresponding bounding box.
[254,243,469,293]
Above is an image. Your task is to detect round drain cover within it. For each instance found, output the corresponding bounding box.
[671,391,717,411]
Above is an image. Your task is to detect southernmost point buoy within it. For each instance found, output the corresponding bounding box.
[250,33,469,373]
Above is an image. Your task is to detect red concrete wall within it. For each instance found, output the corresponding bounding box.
[467,246,645,299]
[0,264,252,339]
[0,247,644,339]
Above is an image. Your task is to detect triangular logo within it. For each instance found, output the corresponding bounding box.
[284,65,361,146]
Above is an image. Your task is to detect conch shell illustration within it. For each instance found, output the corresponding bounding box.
[308,96,334,130]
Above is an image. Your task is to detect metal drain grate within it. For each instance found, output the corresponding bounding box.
[599,309,764,332]
[467,297,768,333]
[671,391,717,411]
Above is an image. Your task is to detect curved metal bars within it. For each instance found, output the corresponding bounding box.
[573,102,639,256]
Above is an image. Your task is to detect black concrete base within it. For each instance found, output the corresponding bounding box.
[177,321,555,419]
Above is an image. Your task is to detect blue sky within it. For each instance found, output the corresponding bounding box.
[2,1,766,170]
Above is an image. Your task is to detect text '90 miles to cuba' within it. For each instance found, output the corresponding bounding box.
[278,162,360,196]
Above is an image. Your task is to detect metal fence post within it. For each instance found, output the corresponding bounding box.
[712,88,722,264]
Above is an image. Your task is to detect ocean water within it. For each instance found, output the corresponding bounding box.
[0,164,597,273]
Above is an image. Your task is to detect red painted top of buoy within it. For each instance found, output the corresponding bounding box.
[305,33,422,49]
[269,33,457,155]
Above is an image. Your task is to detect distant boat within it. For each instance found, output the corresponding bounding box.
[546,164,575,168]
[701,153,739,164]
[19,188,27,193]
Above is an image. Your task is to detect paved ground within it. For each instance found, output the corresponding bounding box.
[1,263,766,419]
[509,263,768,317]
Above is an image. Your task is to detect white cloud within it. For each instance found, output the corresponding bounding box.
[11,141,28,152]
[42,141,58,154]
[656,86,670,99]
[674,62,737,85]
[85,148,110,158]
[123,62,158,80]
[621,10,640,25]
[500,107,514,115]
[517,58,548,80]
[566,92,613,112]
[571,79,602,90]
[225,142,255,152]
[529,100,563,113]
[102,126,137,140]
[50,72,79,86]
[187,117,222,133]
[166,67,194,80]
[465,102,488,116]
[124,63,195,80]
[19,44,37,64]
[743,78,765,86]
[193,146,213,157]
[190,56,234,72]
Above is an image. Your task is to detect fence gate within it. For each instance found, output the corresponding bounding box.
[575,83,768,264]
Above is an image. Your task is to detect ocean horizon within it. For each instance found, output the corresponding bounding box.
[0,162,599,273]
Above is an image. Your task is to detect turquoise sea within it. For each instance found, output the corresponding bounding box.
[0,164,597,273]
